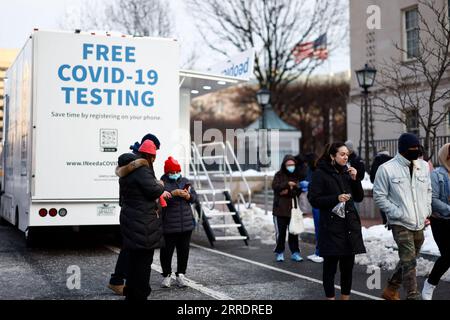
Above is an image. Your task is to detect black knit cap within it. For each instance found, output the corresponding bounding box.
[398,133,420,154]
[141,133,160,150]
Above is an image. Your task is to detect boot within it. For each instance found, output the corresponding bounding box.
[381,285,400,300]
[107,283,125,296]
[340,294,350,300]
[404,269,421,300]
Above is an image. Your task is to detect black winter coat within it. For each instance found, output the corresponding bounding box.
[160,174,197,234]
[116,156,164,250]
[272,155,302,217]
[348,152,366,181]
[369,153,393,183]
[308,160,366,256]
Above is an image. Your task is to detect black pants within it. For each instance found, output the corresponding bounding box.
[380,210,387,225]
[323,255,355,298]
[110,249,129,285]
[160,231,192,277]
[124,249,154,301]
[273,216,299,254]
[428,217,450,286]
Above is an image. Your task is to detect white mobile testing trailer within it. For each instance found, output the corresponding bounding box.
[0,30,244,244]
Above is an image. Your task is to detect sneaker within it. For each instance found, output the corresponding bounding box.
[307,254,324,263]
[161,275,172,288]
[276,253,284,262]
[107,283,125,295]
[291,252,303,262]
[422,279,436,300]
[176,274,188,288]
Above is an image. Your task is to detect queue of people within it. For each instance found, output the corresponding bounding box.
[108,131,449,301]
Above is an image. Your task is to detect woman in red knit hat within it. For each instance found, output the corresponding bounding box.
[159,156,197,288]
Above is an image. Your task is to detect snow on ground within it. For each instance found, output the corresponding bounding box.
[203,203,449,282]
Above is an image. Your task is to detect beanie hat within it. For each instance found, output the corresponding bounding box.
[141,133,160,150]
[398,133,420,154]
[130,133,160,154]
[164,156,181,174]
[138,140,157,155]
[118,153,136,167]
[345,140,354,152]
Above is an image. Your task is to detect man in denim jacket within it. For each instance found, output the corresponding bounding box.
[373,133,432,300]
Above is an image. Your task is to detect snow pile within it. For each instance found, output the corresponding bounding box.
[230,169,277,177]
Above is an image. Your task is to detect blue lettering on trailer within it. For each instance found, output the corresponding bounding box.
[58,43,157,107]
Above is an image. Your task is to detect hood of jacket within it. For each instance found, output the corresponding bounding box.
[280,154,297,175]
[115,158,149,178]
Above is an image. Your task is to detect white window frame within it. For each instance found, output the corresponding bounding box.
[402,6,420,61]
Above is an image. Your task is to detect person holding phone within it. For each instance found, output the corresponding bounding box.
[159,156,197,288]
[308,142,365,300]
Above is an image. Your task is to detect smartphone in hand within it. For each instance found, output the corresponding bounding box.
[183,183,191,191]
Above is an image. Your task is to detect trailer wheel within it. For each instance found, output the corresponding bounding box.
[0,216,8,226]
[15,207,19,229]
[25,228,36,248]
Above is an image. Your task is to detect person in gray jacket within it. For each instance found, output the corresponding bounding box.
[373,133,432,300]
[422,143,450,300]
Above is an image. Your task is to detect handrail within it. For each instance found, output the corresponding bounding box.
[225,141,252,208]
[236,192,247,214]
[192,141,252,209]
[190,142,216,210]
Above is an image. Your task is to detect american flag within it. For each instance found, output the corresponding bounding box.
[292,33,328,63]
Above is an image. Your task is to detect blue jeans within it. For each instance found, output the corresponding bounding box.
[312,208,320,256]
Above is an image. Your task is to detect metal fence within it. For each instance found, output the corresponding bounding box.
[373,135,450,166]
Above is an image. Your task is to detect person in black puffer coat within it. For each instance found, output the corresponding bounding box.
[117,140,164,301]
[308,142,366,300]
[108,133,161,296]
[272,155,303,262]
[159,156,197,288]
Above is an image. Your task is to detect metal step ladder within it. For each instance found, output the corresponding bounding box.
[190,141,251,247]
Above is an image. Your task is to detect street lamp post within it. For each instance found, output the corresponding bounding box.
[256,88,271,216]
[256,88,271,170]
[355,64,377,170]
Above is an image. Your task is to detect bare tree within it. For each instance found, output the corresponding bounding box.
[61,0,173,37]
[374,0,450,158]
[105,0,173,37]
[186,0,347,113]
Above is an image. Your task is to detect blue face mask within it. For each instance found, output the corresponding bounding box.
[168,173,181,180]
[286,166,295,173]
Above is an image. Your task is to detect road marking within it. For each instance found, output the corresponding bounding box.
[104,245,233,300]
[190,243,383,300]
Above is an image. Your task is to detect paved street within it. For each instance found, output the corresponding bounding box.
[0,223,449,300]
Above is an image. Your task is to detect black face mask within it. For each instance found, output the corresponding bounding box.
[403,149,420,161]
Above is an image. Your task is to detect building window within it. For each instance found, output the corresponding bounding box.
[406,109,420,136]
[404,7,419,59]
[448,106,450,130]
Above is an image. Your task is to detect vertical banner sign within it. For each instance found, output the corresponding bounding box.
[33,31,179,199]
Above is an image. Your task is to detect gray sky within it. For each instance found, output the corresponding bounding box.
[0,0,349,75]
